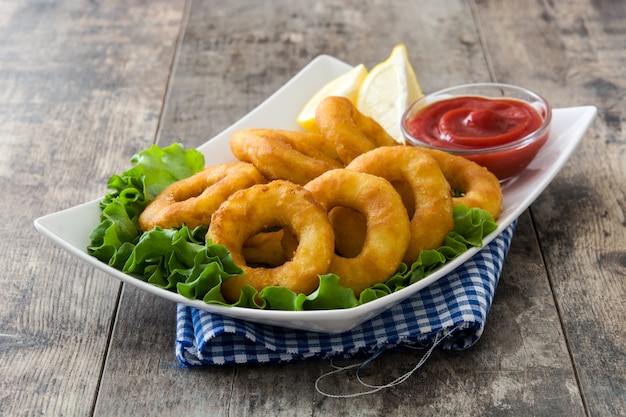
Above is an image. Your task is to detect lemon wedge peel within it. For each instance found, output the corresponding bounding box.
[356,44,423,144]
[296,64,368,133]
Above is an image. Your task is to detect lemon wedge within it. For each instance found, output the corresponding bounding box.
[297,64,368,133]
[356,44,423,143]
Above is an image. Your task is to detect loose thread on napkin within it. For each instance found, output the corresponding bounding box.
[314,328,455,398]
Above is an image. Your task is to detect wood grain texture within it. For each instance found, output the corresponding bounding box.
[474,0,626,415]
[92,1,584,416]
[156,0,491,148]
[0,1,185,416]
[4,0,623,415]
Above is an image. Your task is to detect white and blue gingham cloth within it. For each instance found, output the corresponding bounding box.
[175,220,516,366]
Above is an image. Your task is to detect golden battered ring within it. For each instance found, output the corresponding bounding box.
[315,96,398,165]
[347,146,455,265]
[229,128,342,185]
[419,148,503,220]
[305,169,410,296]
[138,162,266,231]
[207,180,335,303]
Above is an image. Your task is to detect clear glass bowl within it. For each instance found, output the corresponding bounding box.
[401,83,551,181]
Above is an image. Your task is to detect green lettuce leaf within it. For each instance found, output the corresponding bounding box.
[88,143,205,263]
[261,274,359,311]
[88,144,499,311]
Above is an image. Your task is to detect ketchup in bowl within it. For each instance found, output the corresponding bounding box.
[401,83,551,181]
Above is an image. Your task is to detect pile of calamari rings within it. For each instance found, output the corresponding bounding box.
[138,96,502,303]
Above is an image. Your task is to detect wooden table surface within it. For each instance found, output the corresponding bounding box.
[2,0,625,415]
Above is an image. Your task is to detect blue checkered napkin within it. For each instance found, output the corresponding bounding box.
[175,220,517,366]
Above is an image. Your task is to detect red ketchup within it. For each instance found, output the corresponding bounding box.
[406,96,549,180]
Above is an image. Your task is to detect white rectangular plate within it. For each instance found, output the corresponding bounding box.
[35,55,597,334]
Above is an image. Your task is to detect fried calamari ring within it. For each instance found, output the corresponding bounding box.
[305,169,410,296]
[420,148,502,220]
[138,162,266,231]
[230,128,342,185]
[347,146,454,265]
[328,181,416,258]
[207,180,335,303]
[315,96,399,165]
[287,126,341,162]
